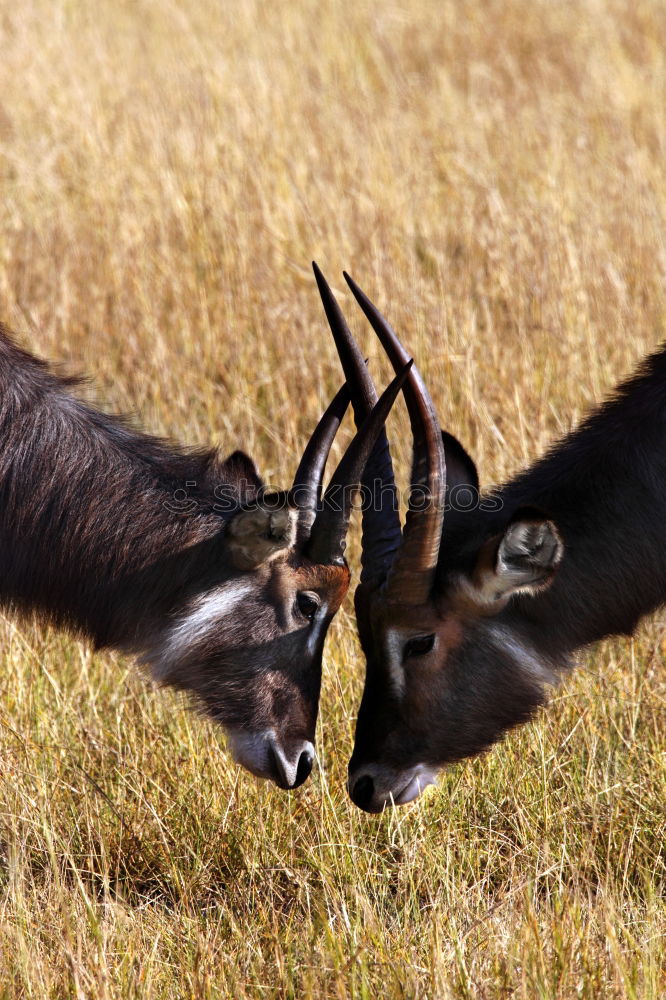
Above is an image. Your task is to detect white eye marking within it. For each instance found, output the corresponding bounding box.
[385,629,406,698]
[150,581,254,679]
[305,602,328,656]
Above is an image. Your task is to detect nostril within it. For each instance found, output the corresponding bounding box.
[293,749,313,788]
[266,740,314,790]
[350,774,375,810]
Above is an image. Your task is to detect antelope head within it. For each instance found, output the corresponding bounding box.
[315,266,563,811]
[147,343,410,792]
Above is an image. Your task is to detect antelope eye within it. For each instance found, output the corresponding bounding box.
[296,591,320,622]
[404,634,435,659]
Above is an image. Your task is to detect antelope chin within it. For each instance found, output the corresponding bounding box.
[226,729,273,779]
[348,763,439,812]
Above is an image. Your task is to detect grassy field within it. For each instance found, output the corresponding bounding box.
[0,0,664,996]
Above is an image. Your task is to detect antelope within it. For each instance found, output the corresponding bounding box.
[315,265,666,812]
[0,323,409,791]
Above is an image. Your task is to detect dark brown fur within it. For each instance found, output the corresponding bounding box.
[0,326,260,646]
[349,342,666,808]
[0,326,350,785]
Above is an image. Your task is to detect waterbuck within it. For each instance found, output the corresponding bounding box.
[317,267,666,812]
[0,323,409,790]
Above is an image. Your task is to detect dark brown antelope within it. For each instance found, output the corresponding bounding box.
[0,323,409,790]
[316,266,666,812]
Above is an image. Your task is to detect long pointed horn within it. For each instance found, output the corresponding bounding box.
[312,262,401,583]
[307,362,413,567]
[291,383,351,542]
[344,272,446,605]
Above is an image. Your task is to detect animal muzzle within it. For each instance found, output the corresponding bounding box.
[226,729,315,790]
[347,762,438,812]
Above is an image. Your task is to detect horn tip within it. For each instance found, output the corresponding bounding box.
[312,260,332,298]
[343,270,369,307]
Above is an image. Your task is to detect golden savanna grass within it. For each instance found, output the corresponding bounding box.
[0,1,664,996]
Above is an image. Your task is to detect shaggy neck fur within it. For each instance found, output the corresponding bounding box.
[0,328,259,650]
[444,343,666,662]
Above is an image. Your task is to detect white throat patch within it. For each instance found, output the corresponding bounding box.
[151,580,254,680]
[487,624,558,688]
[385,629,406,698]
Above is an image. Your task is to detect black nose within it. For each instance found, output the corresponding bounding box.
[293,749,314,788]
[267,743,314,789]
[350,773,375,810]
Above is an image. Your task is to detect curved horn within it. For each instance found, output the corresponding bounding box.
[312,262,402,583]
[307,362,413,567]
[291,383,350,542]
[344,272,446,605]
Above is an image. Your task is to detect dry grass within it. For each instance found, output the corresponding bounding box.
[0,0,664,996]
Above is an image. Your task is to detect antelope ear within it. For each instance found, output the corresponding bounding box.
[461,508,563,609]
[218,450,264,495]
[226,500,297,571]
[442,431,479,492]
